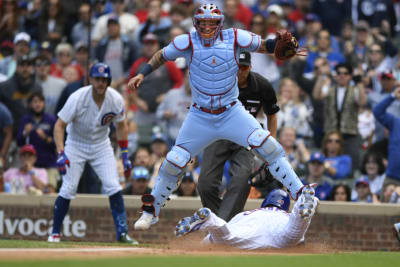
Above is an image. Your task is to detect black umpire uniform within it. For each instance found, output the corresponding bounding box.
[197,52,280,221]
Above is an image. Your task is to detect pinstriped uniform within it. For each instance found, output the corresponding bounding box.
[202,203,314,249]
[57,85,125,199]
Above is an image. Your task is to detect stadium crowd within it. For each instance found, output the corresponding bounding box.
[0,0,400,206]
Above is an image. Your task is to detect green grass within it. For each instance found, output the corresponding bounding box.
[0,240,398,267]
[1,253,399,267]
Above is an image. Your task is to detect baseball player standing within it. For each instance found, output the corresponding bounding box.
[128,3,311,230]
[48,63,137,244]
[175,186,319,250]
[197,51,280,222]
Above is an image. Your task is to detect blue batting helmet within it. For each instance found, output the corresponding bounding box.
[90,62,112,80]
[261,189,290,212]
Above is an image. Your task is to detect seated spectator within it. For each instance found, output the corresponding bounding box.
[373,87,400,189]
[321,130,352,180]
[122,166,151,195]
[302,152,334,201]
[3,144,48,195]
[278,127,310,176]
[352,177,374,203]
[304,29,344,74]
[35,56,66,115]
[329,184,351,202]
[381,183,397,203]
[352,151,386,201]
[50,43,83,81]
[173,171,198,197]
[0,102,13,167]
[0,32,31,78]
[0,55,42,135]
[132,147,154,186]
[277,78,312,138]
[16,92,57,192]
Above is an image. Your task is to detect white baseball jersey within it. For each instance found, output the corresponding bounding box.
[57,85,125,199]
[202,200,314,250]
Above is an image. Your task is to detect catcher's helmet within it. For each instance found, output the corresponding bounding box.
[90,63,112,84]
[261,189,290,212]
[193,3,224,46]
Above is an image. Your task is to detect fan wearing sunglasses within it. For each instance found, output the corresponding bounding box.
[321,130,352,180]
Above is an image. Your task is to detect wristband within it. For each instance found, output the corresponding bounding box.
[118,140,128,150]
[138,64,153,77]
[265,39,276,54]
[28,170,36,176]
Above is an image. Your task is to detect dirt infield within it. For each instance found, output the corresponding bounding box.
[0,234,337,260]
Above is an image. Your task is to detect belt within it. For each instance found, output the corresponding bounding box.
[193,101,236,115]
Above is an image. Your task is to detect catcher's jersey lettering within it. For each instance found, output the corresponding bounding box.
[58,85,125,146]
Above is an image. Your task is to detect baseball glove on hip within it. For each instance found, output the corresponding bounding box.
[274,30,301,60]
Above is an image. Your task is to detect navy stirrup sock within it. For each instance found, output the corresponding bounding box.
[109,191,128,240]
[52,196,71,234]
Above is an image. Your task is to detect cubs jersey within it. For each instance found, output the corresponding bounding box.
[204,206,311,250]
[58,85,125,146]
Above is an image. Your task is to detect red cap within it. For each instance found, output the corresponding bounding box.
[380,70,395,80]
[20,144,37,155]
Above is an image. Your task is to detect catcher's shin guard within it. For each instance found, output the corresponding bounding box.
[249,129,303,200]
[150,146,190,216]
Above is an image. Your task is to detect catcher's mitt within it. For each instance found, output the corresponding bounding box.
[274,30,302,60]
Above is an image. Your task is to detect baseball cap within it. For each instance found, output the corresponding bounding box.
[17,55,33,65]
[355,177,370,187]
[181,172,194,183]
[278,0,294,6]
[132,166,150,180]
[308,152,325,164]
[74,41,88,52]
[305,13,321,23]
[267,4,283,17]
[107,15,119,25]
[14,32,31,45]
[20,144,37,156]
[142,33,159,43]
[356,20,369,32]
[151,132,168,144]
[39,41,52,51]
[239,52,251,66]
[309,152,325,164]
[380,70,395,80]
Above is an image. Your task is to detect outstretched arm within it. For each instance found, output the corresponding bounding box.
[256,39,276,54]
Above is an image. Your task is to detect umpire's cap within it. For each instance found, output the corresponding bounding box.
[261,189,290,212]
[90,62,112,80]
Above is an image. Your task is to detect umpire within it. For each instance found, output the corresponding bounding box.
[197,51,280,221]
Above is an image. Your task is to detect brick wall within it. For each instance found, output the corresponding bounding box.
[0,194,399,251]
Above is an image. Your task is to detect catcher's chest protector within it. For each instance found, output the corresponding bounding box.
[189,29,239,108]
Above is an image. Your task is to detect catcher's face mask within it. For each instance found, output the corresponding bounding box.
[193,3,224,46]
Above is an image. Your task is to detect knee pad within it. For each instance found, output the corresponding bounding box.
[248,129,285,164]
[163,145,191,177]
